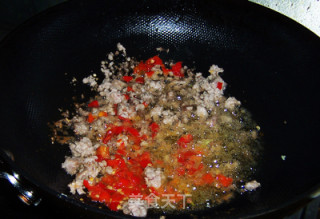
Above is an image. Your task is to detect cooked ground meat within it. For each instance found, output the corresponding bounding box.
[53,44,262,217]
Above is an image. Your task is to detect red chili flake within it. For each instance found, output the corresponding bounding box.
[116,149,127,156]
[106,158,126,169]
[127,127,140,137]
[95,155,103,162]
[177,150,196,163]
[133,61,148,75]
[102,126,125,144]
[187,167,199,175]
[198,163,204,171]
[102,134,113,144]
[202,173,215,184]
[136,152,152,168]
[117,140,125,150]
[108,201,120,211]
[96,145,109,160]
[150,122,159,132]
[83,179,93,190]
[176,166,186,176]
[87,113,96,123]
[216,174,233,187]
[149,122,159,138]
[171,61,184,77]
[177,134,193,148]
[118,115,131,122]
[142,102,148,107]
[130,175,142,187]
[183,150,197,158]
[98,190,111,203]
[123,94,130,100]
[140,134,148,141]
[127,86,134,92]
[122,76,133,83]
[111,191,125,202]
[146,71,155,78]
[117,177,131,188]
[112,126,125,135]
[161,65,170,76]
[135,77,144,84]
[146,55,163,66]
[148,186,160,197]
[88,100,99,108]
[217,82,223,90]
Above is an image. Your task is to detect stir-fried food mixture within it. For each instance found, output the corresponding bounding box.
[53,44,262,217]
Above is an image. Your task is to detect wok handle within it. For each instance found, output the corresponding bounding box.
[0,150,42,206]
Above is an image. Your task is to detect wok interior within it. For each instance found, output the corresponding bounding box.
[0,0,320,217]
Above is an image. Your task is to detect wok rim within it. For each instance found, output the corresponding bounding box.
[2,151,320,218]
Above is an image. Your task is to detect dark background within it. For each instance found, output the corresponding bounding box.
[0,1,68,217]
[0,0,66,41]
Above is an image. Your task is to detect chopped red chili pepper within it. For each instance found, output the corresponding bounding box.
[107,157,126,169]
[135,77,144,84]
[201,173,215,184]
[216,174,233,187]
[171,61,184,77]
[127,86,134,92]
[116,149,127,156]
[130,175,142,186]
[118,115,131,122]
[102,126,125,144]
[102,134,112,144]
[83,179,93,190]
[136,152,152,168]
[127,127,140,137]
[146,56,163,66]
[176,166,186,176]
[140,134,148,141]
[123,94,130,100]
[108,201,120,211]
[161,65,170,76]
[177,134,193,148]
[101,175,115,185]
[142,102,148,107]
[187,167,199,175]
[88,100,99,108]
[149,122,159,138]
[197,163,204,171]
[122,76,133,83]
[96,145,109,160]
[111,192,125,202]
[117,140,125,150]
[217,82,223,90]
[133,61,148,75]
[116,177,131,188]
[114,126,126,135]
[146,71,155,78]
[183,150,197,158]
[87,113,96,123]
[98,190,111,203]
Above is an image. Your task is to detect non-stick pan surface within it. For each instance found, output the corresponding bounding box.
[1,0,320,218]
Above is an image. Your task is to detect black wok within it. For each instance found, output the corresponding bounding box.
[1,0,320,218]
